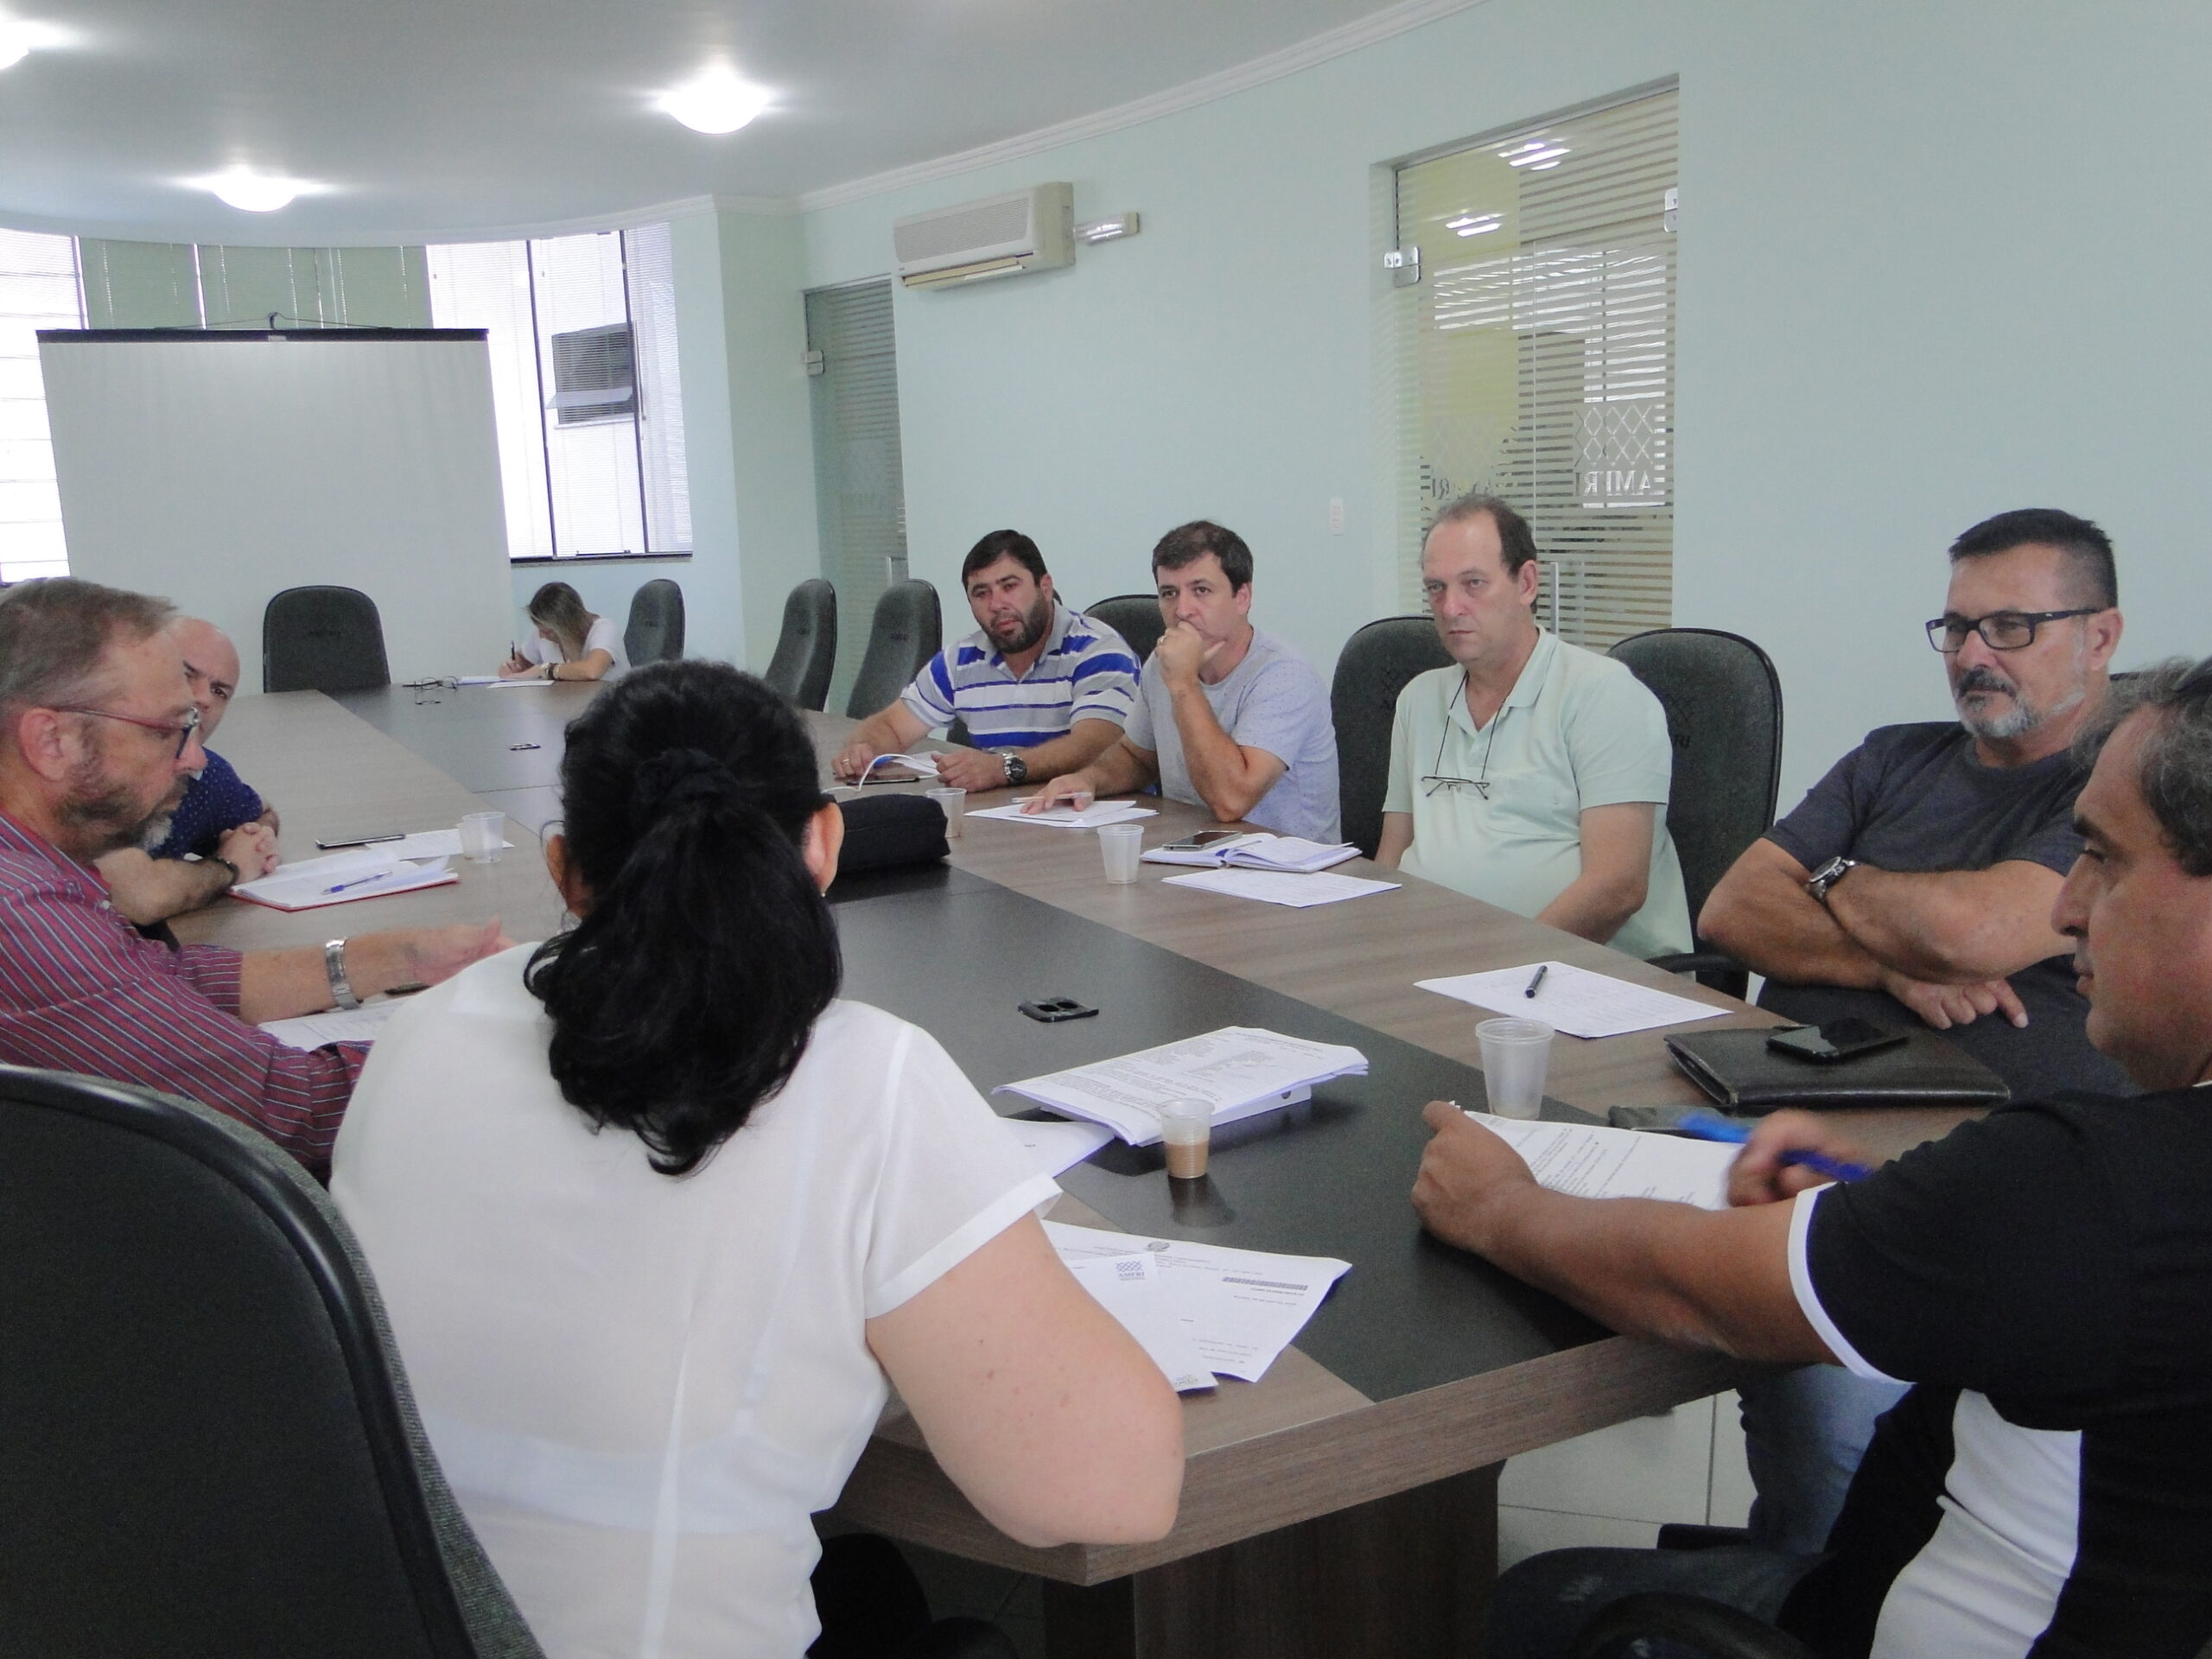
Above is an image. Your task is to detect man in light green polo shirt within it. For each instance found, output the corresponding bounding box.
[1376,493,1691,959]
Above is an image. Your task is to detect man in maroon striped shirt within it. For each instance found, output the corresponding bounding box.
[0,579,507,1173]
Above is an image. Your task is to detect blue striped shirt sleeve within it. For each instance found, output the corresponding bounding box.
[898,650,959,726]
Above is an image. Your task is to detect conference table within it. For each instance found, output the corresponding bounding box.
[179,683,1967,1659]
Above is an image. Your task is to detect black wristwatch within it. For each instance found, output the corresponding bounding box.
[208,856,240,890]
[1001,753,1030,787]
[1805,855,1859,905]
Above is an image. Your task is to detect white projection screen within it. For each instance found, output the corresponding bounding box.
[39,329,514,691]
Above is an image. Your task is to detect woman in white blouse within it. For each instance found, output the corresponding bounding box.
[499,580,625,681]
[333,662,1180,1658]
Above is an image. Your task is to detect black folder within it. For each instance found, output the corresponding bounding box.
[1664,1026,2012,1113]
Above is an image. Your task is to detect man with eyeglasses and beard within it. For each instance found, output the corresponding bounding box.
[1696,506,2131,1557]
[0,579,507,1175]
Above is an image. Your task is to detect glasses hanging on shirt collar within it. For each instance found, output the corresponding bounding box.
[1421,671,1509,798]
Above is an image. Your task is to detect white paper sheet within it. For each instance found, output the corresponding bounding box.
[372,828,515,861]
[1163,868,1398,908]
[456,675,501,686]
[968,800,1157,829]
[232,848,456,911]
[1047,1222,1353,1383]
[258,1001,402,1051]
[999,1026,1368,1145]
[1064,1254,1217,1393]
[1010,1117,1116,1179]
[1464,1111,1737,1209]
[1417,960,1726,1039]
[484,677,556,689]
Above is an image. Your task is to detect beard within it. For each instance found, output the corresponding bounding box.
[1953,641,2088,741]
[56,752,183,860]
[990,593,1052,656]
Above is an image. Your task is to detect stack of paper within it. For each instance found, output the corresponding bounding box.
[259,1001,402,1051]
[1141,833,1361,873]
[232,848,457,912]
[1048,1221,1352,1387]
[1463,1111,1737,1209]
[1417,960,1726,1039]
[854,752,942,782]
[999,1026,1368,1145]
[967,799,1157,830]
[1163,868,1398,908]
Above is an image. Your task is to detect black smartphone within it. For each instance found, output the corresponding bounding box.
[1162,830,1243,853]
[315,831,404,850]
[1765,1019,1909,1065]
[1019,997,1098,1023]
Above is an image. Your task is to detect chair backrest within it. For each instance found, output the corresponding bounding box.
[264,585,391,694]
[1606,627,1785,926]
[1084,593,1166,666]
[0,1066,543,1659]
[623,578,685,666]
[763,578,839,710]
[1330,617,1454,857]
[844,579,943,719]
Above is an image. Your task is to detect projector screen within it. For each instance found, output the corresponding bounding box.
[39,329,515,692]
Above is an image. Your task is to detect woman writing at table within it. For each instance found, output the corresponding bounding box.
[500,581,624,681]
[333,661,1181,1659]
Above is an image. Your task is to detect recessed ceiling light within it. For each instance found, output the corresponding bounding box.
[657,69,771,135]
[191,168,316,213]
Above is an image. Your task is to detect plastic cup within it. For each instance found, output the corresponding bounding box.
[1158,1098,1212,1179]
[926,786,966,837]
[1098,821,1144,884]
[1477,1017,1554,1119]
[457,810,506,864]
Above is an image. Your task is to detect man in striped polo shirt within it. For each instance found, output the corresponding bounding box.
[1417,658,2212,1659]
[833,530,1138,793]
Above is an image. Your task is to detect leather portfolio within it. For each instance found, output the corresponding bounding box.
[1664,1026,2011,1113]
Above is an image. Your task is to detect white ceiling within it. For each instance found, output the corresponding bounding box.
[0,0,1455,246]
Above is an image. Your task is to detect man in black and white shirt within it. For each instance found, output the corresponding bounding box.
[1415,656,2212,1658]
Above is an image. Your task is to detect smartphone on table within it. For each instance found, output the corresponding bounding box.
[1764,1018,1908,1065]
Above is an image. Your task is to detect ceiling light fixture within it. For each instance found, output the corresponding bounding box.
[193,168,312,213]
[657,69,771,135]
[1447,213,1503,238]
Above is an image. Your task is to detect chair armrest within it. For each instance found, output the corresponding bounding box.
[1568,1592,1815,1659]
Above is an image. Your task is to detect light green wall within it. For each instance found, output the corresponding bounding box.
[79,239,431,328]
[792,0,2212,802]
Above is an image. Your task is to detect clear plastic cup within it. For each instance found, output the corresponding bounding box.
[926,786,966,837]
[1158,1098,1212,1179]
[457,810,506,864]
[1098,821,1144,884]
[1477,1017,1554,1119]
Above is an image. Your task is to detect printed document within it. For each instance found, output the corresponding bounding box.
[376,828,512,861]
[1418,960,1725,1039]
[1164,868,1398,908]
[1009,1117,1116,1179]
[1142,834,1360,873]
[1000,1027,1369,1145]
[232,849,457,912]
[1465,1111,1736,1210]
[968,799,1156,830]
[1047,1221,1352,1383]
[1063,1254,1215,1392]
[259,1001,402,1051]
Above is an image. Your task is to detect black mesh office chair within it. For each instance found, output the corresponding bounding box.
[845,580,942,719]
[764,578,839,711]
[1607,627,1785,997]
[1084,593,1167,666]
[1330,616,1453,858]
[623,578,685,666]
[0,1065,543,1658]
[264,585,391,693]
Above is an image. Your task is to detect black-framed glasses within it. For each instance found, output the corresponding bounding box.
[1421,673,1506,798]
[1924,608,2101,653]
[54,703,202,757]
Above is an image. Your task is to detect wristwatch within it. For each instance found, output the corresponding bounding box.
[207,855,240,890]
[324,938,361,1010]
[1001,753,1030,787]
[1805,855,1859,905]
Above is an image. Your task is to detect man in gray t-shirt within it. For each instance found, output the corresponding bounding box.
[1026,521,1339,842]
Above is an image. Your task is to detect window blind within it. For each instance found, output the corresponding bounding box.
[426,239,556,559]
[531,233,644,556]
[0,229,84,582]
[1393,87,1677,646]
[805,279,909,712]
[623,223,692,554]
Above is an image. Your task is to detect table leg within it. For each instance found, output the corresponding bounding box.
[1041,1464,1499,1659]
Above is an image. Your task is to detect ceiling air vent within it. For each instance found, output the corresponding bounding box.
[893,183,1074,289]
[547,321,635,425]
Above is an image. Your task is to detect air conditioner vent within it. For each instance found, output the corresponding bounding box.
[549,321,635,425]
[893,184,1074,288]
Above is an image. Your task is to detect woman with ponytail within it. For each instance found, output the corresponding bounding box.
[333,663,1180,1659]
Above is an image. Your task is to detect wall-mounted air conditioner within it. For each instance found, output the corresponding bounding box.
[547,321,635,425]
[893,183,1074,289]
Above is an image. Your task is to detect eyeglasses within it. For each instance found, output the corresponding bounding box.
[1422,673,1507,798]
[54,703,202,757]
[1924,608,2101,653]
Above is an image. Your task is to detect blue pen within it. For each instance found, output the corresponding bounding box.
[1675,1109,1872,1182]
[321,871,390,896]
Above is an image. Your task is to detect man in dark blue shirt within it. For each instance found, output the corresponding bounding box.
[96,618,281,925]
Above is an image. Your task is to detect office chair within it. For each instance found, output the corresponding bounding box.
[264,584,391,693]
[0,1065,543,1659]
[1329,616,1453,857]
[764,577,839,710]
[1606,627,1785,998]
[623,577,685,666]
[845,579,942,719]
[1084,593,1167,666]
[1567,1592,1815,1659]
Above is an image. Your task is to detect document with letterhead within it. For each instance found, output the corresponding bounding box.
[1463,1111,1736,1210]
[1000,1026,1368,1145]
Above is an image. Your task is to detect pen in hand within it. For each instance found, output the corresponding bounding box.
[1675,1109,1872,1182]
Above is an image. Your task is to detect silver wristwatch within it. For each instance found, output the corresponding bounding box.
[1805,855,1859,905]
[324,938,361,1010]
